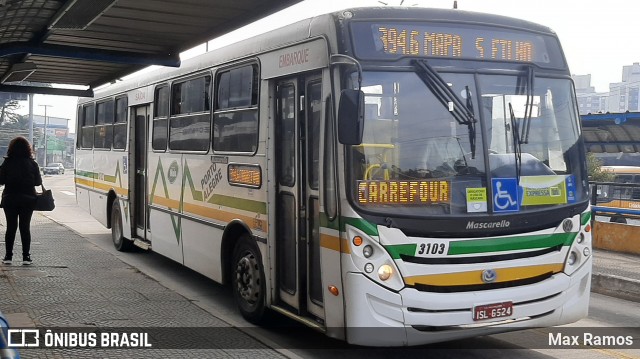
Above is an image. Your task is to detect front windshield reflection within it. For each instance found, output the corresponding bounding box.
[351,71,485,216]
[349,71,586,218]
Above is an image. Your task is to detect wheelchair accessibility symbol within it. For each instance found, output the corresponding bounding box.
[492,178,519,212]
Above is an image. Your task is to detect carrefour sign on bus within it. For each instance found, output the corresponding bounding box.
[357,180,450,205]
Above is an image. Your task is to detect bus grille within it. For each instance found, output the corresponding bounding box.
[409,272,554,293]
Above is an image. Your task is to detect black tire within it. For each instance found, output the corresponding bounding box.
[610,216,627,224]
[111,200,133,251]
[232,235,266,323]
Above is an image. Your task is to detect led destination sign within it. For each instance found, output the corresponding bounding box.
[351,22,563,67]
[358,180,450,205]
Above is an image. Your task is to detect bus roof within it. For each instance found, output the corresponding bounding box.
[601,166,640,174]
[81,6,561,103]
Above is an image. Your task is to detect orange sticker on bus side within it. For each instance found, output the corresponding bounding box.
[357,180,450,205]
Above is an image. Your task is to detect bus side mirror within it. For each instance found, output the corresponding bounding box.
[337,89,364,145]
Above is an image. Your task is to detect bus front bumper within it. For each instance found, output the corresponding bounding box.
[343,257,591,347]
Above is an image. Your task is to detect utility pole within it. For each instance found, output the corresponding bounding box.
[28,94,34,144]
[39,104,53,167]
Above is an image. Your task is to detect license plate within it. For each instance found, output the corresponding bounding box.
[473,301,513,321]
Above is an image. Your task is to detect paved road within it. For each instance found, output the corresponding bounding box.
[10,173,639,358]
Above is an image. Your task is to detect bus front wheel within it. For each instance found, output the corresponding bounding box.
[232,235,266,323]
[610,216,627,224]
[111,200,133,251]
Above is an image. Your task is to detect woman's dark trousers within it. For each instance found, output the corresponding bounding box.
[3,204,34,257]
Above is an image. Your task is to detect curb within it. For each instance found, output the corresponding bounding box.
[591,272,640,303]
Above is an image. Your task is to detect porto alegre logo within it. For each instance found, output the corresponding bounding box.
[168,161,179,184]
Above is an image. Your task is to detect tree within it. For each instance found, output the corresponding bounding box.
[0,99,21,126]
[586,153,614,182]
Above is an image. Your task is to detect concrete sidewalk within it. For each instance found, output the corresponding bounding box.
[0,212,288,358]
[592,249,640,303]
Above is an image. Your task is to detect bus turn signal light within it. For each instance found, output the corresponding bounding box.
[353,236,363,246]
[329,286,339,296]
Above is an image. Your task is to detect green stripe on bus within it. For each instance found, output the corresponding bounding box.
[76,164,123,186]
[385,244,417,259]
[103,162,122,186]
[208,194,267,214]
[581,211,591,225]
[184,161,203,201]
[342,217,378,236]
[320,213,340,231]
[384,232,576,257]
[447,232,575,255]
[76,170,98,179]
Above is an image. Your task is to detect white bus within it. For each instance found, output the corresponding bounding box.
[75,7,592,346]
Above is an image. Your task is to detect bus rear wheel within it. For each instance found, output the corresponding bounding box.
[610,216,627,224]
[232,235,266,323]
[111,200,133,251]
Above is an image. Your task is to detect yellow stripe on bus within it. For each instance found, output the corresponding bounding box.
[74,177,127,196]
[403,263,564,286]
[320,234,351,254]
[149,197,267,231]
[183,202,267,231]
[151,195,180,210]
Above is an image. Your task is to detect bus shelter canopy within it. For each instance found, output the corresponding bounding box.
[0,0,301,97]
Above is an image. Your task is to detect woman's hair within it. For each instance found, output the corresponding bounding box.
[6,136,34,159]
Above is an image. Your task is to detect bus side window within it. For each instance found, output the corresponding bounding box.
[213,64,259,154]
[113,96,128,150]
[152,85,169,151]
[633,175,640,200]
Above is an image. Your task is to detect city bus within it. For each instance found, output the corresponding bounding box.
[75,7,592,346]
[593,165,640,223]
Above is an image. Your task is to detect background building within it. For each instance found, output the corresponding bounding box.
[573,74,608,114]
[32,114,74,168]
[608,62,640,113]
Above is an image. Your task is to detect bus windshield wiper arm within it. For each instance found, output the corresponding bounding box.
[509,103,523,182]
[521,66,535,144]
[412,59,477,158]
[465,85,477,159]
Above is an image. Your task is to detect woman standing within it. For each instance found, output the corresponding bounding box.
[0,136,42,265]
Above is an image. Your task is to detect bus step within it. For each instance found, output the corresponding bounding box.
[133,238,151,250]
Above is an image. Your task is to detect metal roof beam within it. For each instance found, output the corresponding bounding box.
[0,84,93,97]
[0,42,180,67]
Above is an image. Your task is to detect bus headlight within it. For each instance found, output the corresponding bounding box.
[378,265,393,281]
[564,214,592,276]
[363,245,374,258]
[365,263,374,273]
[346,225,404,291]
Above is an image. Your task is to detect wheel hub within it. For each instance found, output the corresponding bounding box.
[236,254,260,303]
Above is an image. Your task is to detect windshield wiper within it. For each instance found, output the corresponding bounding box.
[508,103,523,182]
[464,85,477,159]
[518,66,535,144]
[412,59,477,158]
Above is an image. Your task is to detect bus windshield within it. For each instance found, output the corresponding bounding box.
[350,70,587,218]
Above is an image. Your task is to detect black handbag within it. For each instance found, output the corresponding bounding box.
[34,185,55,211]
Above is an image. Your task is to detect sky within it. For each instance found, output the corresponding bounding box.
[16,0,638,132]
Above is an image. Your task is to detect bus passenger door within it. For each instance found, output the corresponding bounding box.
[275,75,324,320]
[130,105,149,240]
